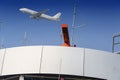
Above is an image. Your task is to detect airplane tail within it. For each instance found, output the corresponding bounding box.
[53,12,61,21]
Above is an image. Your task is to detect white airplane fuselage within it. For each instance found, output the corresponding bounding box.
[19,8,61,21]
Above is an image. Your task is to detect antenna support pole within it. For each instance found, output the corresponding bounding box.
[24,32,27,46]
[71,1,77,46]
[112,32,120,53]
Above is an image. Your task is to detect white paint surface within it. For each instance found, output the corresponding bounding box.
[0,49,6,75]
[2,46,42,75]
[0,46,120,80]
[41,46,84,76]
[84,48,120,80]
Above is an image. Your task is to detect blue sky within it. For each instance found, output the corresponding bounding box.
[0,0,120,52]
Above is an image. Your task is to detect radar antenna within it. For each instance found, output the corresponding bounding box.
[71,0,85,47]
[71,0,77,46]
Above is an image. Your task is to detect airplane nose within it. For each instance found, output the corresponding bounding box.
[19,8,23,11]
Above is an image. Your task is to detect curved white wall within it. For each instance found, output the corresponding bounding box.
[2,46,43,75]
[41,46,84,75]
[84,49,120,80]
[0,49,6,75]
[0,46,120,80]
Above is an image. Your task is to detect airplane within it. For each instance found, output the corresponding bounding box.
[19,8,61,21]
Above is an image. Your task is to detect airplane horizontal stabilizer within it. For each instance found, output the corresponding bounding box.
[53,12,61,19]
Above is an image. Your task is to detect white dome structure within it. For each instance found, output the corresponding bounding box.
[0,46,120,80]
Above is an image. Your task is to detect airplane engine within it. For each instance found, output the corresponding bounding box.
[30,16,39,20]
[30,16,34,19]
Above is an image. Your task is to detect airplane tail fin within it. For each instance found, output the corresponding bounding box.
[53,12,61,21]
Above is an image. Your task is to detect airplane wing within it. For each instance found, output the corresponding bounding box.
[31,9,49,19]
[34,9,49,16]
[39,9,49,14]
[29,9,49,19]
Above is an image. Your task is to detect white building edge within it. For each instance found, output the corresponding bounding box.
[0,46,120,80]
